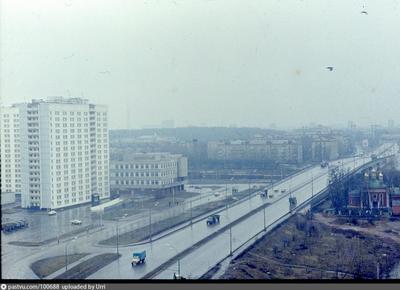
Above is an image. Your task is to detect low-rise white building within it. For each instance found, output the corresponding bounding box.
[110,153,188,193]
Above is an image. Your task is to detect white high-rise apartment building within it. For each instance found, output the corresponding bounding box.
[0,105,21,204]
[14,97,109,209]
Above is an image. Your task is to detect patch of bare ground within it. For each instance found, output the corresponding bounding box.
[31,253,88,278]
[221,213,400,279]
[315,213,400,244]
[55,253,121,279]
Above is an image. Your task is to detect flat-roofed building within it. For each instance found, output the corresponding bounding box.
[110,153,188,193]
[207,139,303,164]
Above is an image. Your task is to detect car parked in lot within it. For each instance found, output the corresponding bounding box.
[71,219,82,225]
[1,219,29,233]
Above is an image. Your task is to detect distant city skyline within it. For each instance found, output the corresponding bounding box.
[1,97,398,131]
[1,0,400,129]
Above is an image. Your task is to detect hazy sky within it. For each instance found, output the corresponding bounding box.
[1,0,400,129]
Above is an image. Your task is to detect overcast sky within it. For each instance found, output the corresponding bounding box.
[1,0,400,129]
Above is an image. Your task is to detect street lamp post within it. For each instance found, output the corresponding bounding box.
[225,182,228,209]
[166,243,181,278]
[148,202,158,242]
[149,208,152,242]
[64,237,77,272]
[116,220,119,255]
[57,219,60,244]
[229,225,233,256]
[190,200,193,226]
[64,244,68,271]
[311,173,314,198]
[221,214,233,256]
[99,208,104,227]
[263,206,266,231]
[381,253,388,279]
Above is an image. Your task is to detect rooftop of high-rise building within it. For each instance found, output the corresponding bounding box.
[31,97,89,104]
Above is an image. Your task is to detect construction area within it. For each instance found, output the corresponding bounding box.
[218,201,400,279]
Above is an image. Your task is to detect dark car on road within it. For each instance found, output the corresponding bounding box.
[206,214,220,226]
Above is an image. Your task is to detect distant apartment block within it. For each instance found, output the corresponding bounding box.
[207,139,303,164]
[0,105,20,204]
[110,133,206,163]
[311,137,339,161]
[110,153,188,193]
[13,97,109,209]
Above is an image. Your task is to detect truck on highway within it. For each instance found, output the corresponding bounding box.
[320,161,329,168]
[260,190,267,198]
[206,214,220,226]
[289,197,297,211]
[131,250,146,266]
